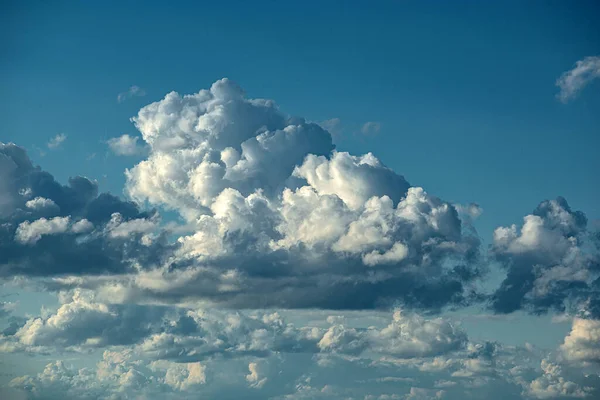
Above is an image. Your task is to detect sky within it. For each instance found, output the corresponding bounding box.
[1,1,600,399]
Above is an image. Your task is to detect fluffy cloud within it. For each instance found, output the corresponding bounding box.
[15,216,70,244]
[370,310,467,358]
[89,79,480,310]
[246,361,268,389]
[1,291,467,365]
[556,56,600,103]
[107,134,146,156]
[490,197,600,315]
[526,359,592,399]
[560,318,600,366]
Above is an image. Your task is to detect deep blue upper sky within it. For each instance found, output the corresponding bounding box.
[2,0,599,242]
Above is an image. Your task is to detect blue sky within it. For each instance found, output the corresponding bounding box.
[1,1,600,399]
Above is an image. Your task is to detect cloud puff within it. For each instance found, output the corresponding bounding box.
[47,133,67,149]
[369,310,467,358]
[107,134,146,156]
[560,318,600,366]
[556,56,600,103]
[246,361,268,389]
[15,216,71,244]
[490,197,599,316]
[117,85,146,103]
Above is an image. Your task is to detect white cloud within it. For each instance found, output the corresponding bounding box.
[369,309,467,358]
[71,218,94,233]
[556,56,600,103]
[107,134,146,156]
[105,212,157,238]
[491,197,598,315]
[162,362,207,390]
[47,133,67,149]
[526,359,591,399]
[15,216,70,244]
[117,85,146,103]
[246,362,268,388]
[25,197,58,212]
[560,318,600,366]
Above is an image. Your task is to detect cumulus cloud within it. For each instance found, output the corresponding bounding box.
[5,301,600,400]
[1,291,467,365]
[556,56,600,103]
[15,216,70,244]
[47,133,67,149]
[246,361,268,388]
[560,318,600,366]
[369,310,467,358]
[490,197,600,316]
[4,78,600,400]
[103,79,481,310]
[526,359,591,399]
[25,197,58,212]
[117,85,146,103]
[107,134,146,156]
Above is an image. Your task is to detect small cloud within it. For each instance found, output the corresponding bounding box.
[556,56,600,103]
[47,133,67,149]
[117,85,146,103]
[455,203,483,219]
[86,153,96,161]
[319,118,343,137]
[107,134,146,156]
[361,121,381,135]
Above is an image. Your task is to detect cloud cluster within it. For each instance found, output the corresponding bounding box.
[0,142,170,277]
[491,197,600,316]
[5,296,600,399]
[560,318,600,366]
[99,78,480,310]
[1,289,467,364]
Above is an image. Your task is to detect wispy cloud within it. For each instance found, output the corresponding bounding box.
[117,85,146,103]
[556,56,600,103]
[47,133,67,149]
[361,121,381,135]
[318,118,343,137]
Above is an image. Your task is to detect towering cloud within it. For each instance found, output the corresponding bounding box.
[42,78,479,310]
